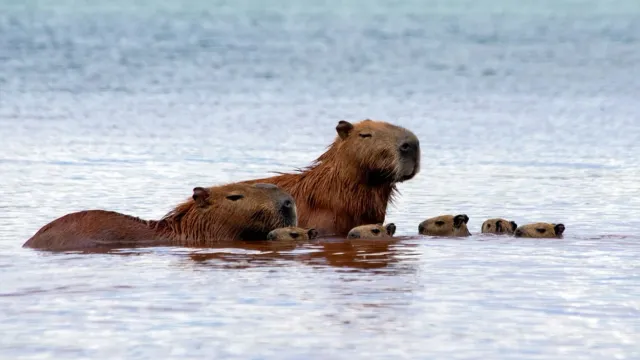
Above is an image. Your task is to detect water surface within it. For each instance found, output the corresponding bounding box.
[1,0,639,359]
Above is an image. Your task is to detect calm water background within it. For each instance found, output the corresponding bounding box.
[1,0,639,359]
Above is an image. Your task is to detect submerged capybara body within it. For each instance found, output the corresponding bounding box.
[266,227,319,241]
[418,214,471,237]
[23,183,297,251]
[347,223,396,239]
[481,218,518,235]
[514,222,565,238]
[242,119,420,237]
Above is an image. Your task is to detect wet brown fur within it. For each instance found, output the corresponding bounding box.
[514,222,565,238]
[347,223,396,239]
[266,227,319,241]
[23,183,297,251]
[241,119,420,236]
[481,218,518,235]
[418,214,471,237]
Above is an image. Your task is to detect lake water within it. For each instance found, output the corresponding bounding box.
[1,0,639,358]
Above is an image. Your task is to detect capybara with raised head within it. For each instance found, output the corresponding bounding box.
[481,218,518,235]
[347,223,396,239]
[23,183,297,251]
[514,223,565,239]
[266,227,319,241]
[418,214,471,237]
[242,119,420,237]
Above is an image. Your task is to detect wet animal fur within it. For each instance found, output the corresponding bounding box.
[23,183,296,251]
[241,119,420,236]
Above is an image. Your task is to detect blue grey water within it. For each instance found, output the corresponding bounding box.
[1,0,639,358]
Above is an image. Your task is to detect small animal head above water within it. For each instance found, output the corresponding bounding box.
[162,182,297,242]
[266,227,319,241]
[347,223,396,239]
[514,223,565,238]
[481,218,518,235]
[318,119,420,185]
[418,214,471,237]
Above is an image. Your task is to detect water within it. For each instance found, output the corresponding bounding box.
[1,0,640,358]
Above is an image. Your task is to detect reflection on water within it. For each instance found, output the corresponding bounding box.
[186,237,417,271]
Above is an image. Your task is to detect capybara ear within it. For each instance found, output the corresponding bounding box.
[554,223,565,236]
[307,228,319,239]
[495,220,503,232]
[192,187,210,207]
[385,223,396,236]
[336,120,354,139]
[453,214,469,227]
[510,221,518,232]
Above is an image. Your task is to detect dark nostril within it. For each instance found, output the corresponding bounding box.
[267,233,276,240]
[282,200,293,208]
[348,231,359,239]
[400,142,411,152]
[515,230,522,237]
[418,224,425,233]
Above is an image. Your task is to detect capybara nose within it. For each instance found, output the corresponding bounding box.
[278,197,297,226]
[266,232,277,240]
[348,231,360,239]
[515,229,523,237]
[418,223,425,234]
[282,199,293,209]
[399,138,419,155]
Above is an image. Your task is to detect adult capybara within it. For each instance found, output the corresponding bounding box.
[266,227,319,241]
[514,223,565,238]
[481,218,518,235]
[418,214,471,237]
[347,223,396,239]
[23,183,297,251]
[242,119,420,236]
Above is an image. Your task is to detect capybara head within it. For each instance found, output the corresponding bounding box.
[347,223,396,239]
[162,183,297,242]
[418,214,471,237]
[481,218,518,235]
[318,119,420,185]
[514,223,565,239]
[266,227,319,241]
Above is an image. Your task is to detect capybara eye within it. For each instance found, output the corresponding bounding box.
[536,228,546,233]
[435,221,445,226]
[487,224,491,228]
[358,133,372,138]
[289,232,300,239]
[371,228,381,234]
[226,194,244,201]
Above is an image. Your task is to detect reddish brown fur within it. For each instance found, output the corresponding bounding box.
[241,119,420,236]
[23,183,297,251]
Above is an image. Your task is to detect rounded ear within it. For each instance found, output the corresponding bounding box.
[554,223,565,236]
[453,214,469,227]
[385,223,396,236]
[192,187,210,207]
[495,220,503,232]
[510,221,518,232]
[336,120,354,140]
[307,228,319,240]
